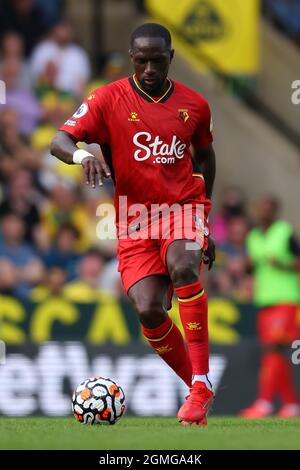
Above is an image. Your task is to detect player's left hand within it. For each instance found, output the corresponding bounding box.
[82,156,111,188]
[203,236,216,270]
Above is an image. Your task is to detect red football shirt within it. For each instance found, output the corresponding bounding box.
[60,75,213,224]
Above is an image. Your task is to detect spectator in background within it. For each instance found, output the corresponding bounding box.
[42,222,81,281]
[40,181,89,251]
[240,196,300,418]
[63,249,107,302]
[82,186,117,257]
[1,31,24,61]
[219,215,249,258]
[0,0,48,57]
[30,91,80,191]
[211,186,246,245]
[30,265,67,301]
[1,58,42,136]
[86,52,127,94]
[99,257,121,297]
[0,150,19,184]
[30,20,91,97]
[0,32,31,88]
[0,168,41,243]
[0,108,40,170]
[36,0,64,28]
[215,215,252,302]
[0,211,44,299]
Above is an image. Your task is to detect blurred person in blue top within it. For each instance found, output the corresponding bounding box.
[0,211,44,299]
[42,222,81,281]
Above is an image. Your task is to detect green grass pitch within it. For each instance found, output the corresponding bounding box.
[1,417,300,450]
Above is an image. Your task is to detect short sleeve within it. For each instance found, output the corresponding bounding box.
[60,90,108,145]
[191,100,213,149]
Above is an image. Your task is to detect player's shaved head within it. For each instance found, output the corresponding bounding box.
[130,23,172,50]
[129,23,174,96]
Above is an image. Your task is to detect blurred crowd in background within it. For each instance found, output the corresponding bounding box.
[0,0,299,305]
[263,0,300,46]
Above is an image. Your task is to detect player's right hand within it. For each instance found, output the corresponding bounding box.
[81,156,111,188]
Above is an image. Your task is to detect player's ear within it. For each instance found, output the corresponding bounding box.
[129,49,134,61]
[170,49,175,63]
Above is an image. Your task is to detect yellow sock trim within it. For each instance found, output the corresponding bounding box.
[178,289,205,303]
[145,323,174,342]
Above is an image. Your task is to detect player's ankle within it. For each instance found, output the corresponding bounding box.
[192,374,213,391]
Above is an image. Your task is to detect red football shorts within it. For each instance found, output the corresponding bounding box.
[117,201,210,302]
[257,304,300,345]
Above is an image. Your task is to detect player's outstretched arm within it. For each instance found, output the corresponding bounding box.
[50,131,111,188]
[193,144,216,199]
[50,130,79,164]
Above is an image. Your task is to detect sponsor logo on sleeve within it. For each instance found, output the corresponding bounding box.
[64,119,77,126]
[73,103,89,118]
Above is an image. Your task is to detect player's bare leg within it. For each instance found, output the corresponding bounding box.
[128,275,193,387]
[166,239,214,426]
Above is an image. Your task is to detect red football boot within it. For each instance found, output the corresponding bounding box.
[276,404,300,418]
[178,381,214,426]
[239,400,273,419]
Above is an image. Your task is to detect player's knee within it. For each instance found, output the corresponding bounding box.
[169,262,199,286]
[133,300,165,328]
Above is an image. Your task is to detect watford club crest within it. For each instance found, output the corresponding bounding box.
[178,109,189,123]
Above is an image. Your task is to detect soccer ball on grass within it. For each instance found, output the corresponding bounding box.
[72,377,126,425]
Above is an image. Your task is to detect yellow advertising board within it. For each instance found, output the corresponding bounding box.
[146,0,260,74]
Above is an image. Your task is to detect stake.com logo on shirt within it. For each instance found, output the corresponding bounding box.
[132,131,186,164]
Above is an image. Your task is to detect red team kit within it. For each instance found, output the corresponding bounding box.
[61,75,213,295]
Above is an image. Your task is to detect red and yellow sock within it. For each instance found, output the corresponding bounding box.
[175,281,209,375]
[142,315,192,387]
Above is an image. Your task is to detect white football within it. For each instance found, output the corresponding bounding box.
[72,377,126,425]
